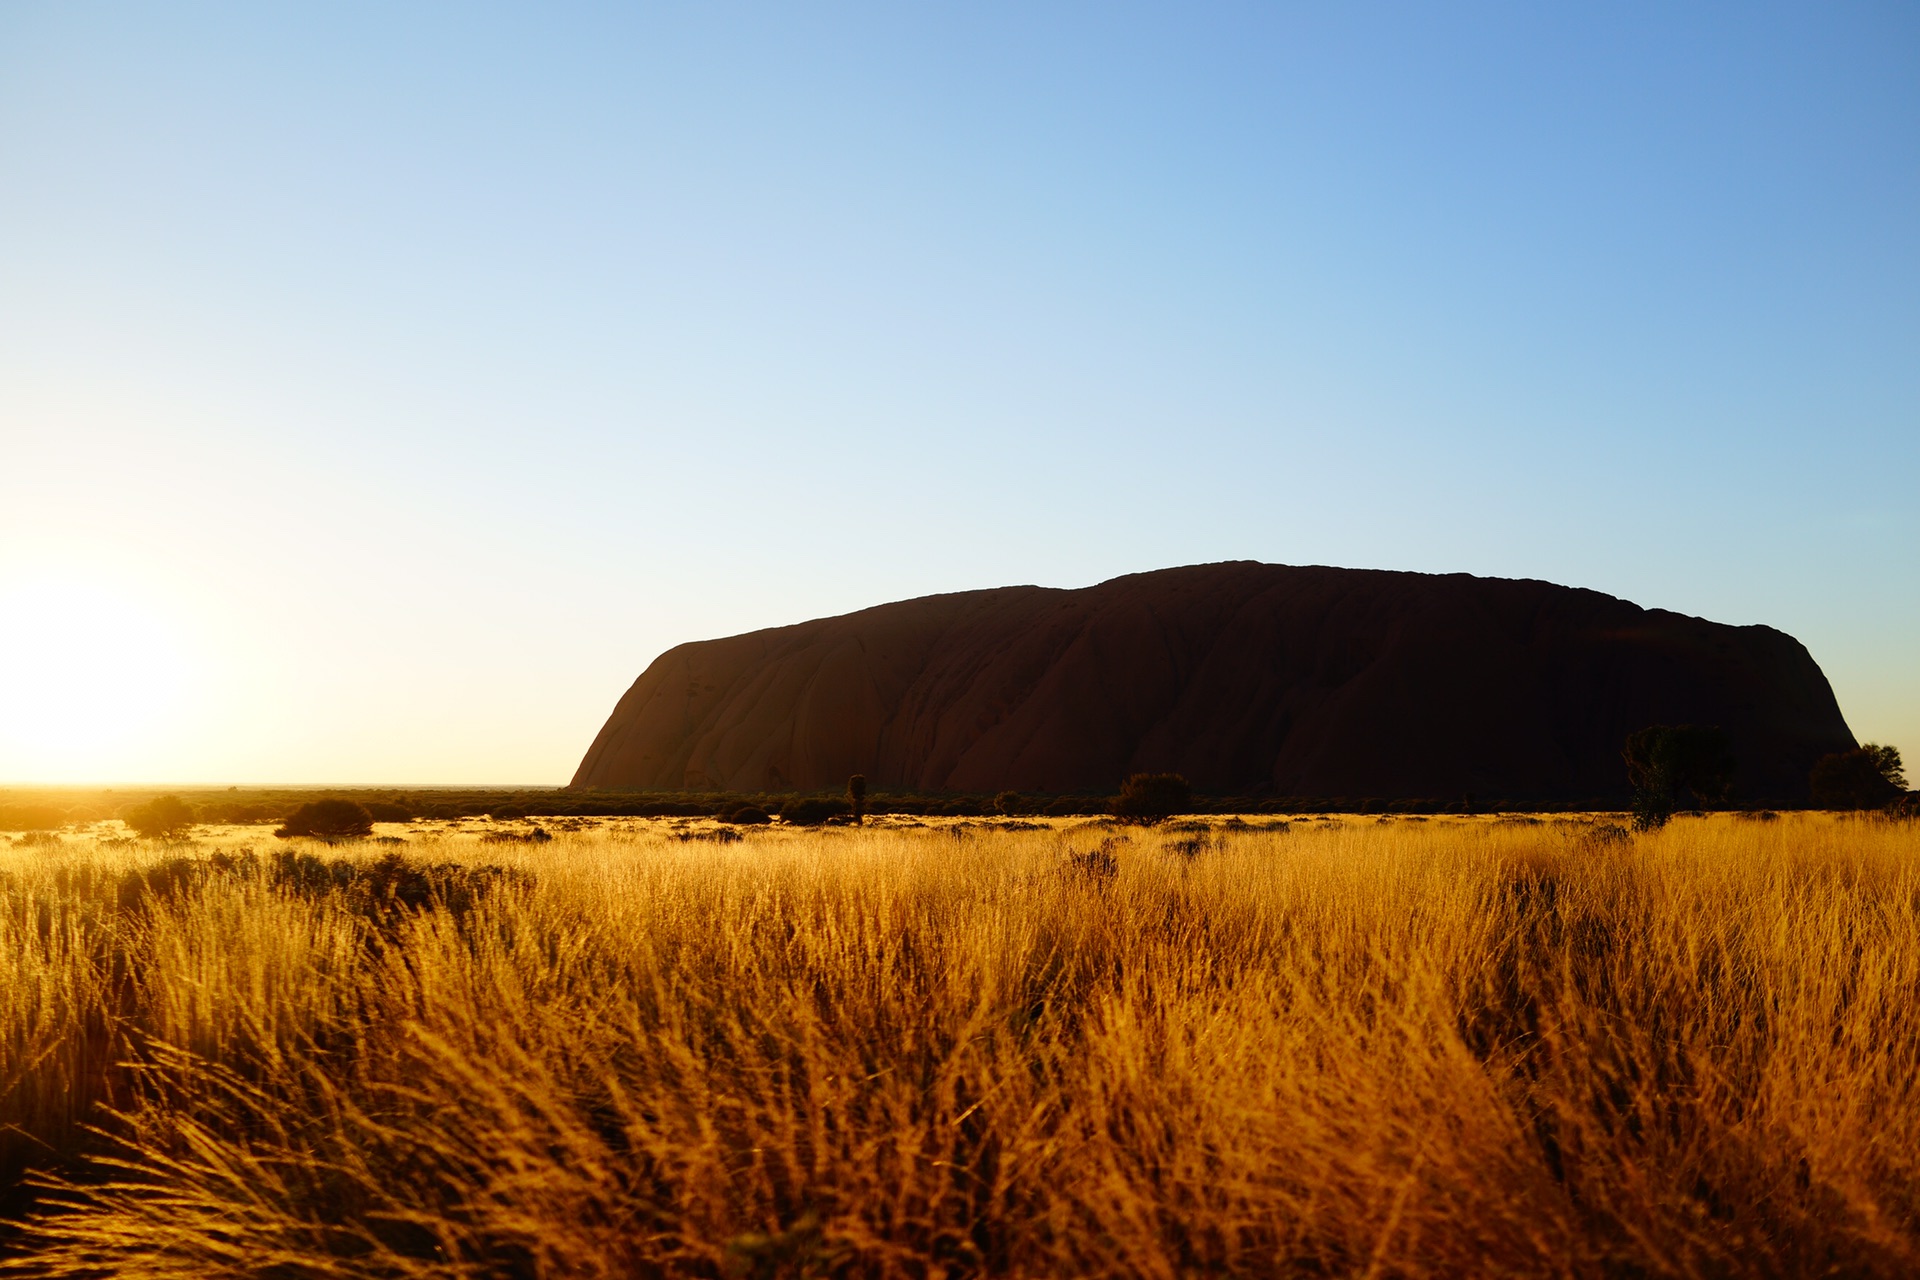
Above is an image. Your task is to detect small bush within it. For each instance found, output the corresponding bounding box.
[480,827,553,844]
[1623,725,1734,830]
[0,803,67,832]
[677,827,743,844]
[781,798,851,827]
[267,849,528,929]
[1111,773,1192,824]
[275,799,374,840]
[1577,823,1633,854]
[123,795,196,839]
[720,806,772,825]
[1165,832,1215,858]
[994,790,1024,816]
[362,801,414,823]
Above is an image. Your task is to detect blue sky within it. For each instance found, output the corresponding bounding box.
[1,2,1914,784]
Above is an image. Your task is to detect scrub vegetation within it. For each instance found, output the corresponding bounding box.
[2,812,1918,1277]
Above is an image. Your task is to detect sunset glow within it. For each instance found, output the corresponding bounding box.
[0,569,200,779]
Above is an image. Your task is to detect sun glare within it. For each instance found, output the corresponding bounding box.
[0,570,200,780]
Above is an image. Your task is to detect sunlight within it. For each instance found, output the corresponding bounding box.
[0,569,199,778]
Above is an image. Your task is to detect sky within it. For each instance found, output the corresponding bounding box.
[1,2,1915,785]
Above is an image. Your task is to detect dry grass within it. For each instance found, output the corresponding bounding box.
[1,812,1917,1277]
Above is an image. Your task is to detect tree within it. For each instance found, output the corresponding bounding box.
[994,790,1024,817]
[1867,744,1908,791]
[1112,773,1192,824]
[847,775,867,825]
[124,795,195,839]
[275,799,374,840]
[1623,725,1734,831]
[1809,744,1905,810]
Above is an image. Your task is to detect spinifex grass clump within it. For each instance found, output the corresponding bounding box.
[1,814,1918,1277]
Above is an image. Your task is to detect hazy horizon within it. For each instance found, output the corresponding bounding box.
[0,556,1889,789]
[4,4,1914,785]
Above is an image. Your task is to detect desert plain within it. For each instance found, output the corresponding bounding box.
[3,810,1917,1277]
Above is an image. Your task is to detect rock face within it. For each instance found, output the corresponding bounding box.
[571,563,1856,803]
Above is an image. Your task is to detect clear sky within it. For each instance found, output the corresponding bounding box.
[1,3,1915,785]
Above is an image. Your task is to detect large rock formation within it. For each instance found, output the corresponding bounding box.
[571,563,1855,803]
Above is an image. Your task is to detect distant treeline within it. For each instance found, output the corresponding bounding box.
[2,786,1709,832]
[6,733,1905,834]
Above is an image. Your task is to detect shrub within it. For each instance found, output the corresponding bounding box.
[205,803,276,825]
[678,827,743,844]
[123,795,196,839]
[362,801,414,824]
[1623,725,1734,830]
[275,799,374,840]
[847,775,867,825]
[1165,831,1216,858]
[1111,773,1192,824]
[268,850,529,929]
[780,797,851,827]
[994,790,1024,816]
[1577,823,1633,855]
[1810,745,1905,810]
[721,806,772,825]
[480,827,553,844]
[0,803,67,832]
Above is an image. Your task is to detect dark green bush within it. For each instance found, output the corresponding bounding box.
[268,850,529,930]
[1810,745,1905,810]
[123,795,196,839]
[480,827,553,844]
[1111,774,1192,823]
[275,799,375,840]
[0,803,67,832]
[1623,725,1734,830]
[721,806,772,825]
[780,798,851,826]
[207,803,276,825]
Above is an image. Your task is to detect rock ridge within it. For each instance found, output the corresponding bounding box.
[571,562,1854,802]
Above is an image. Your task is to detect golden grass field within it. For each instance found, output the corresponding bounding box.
[2,811,1917,1278]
